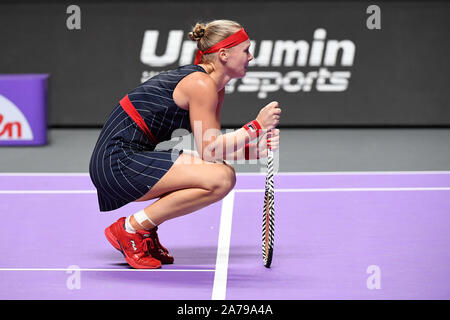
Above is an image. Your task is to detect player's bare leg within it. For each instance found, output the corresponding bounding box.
[130,153,236,229]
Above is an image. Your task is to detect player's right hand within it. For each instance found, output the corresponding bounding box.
[256,101,281,130]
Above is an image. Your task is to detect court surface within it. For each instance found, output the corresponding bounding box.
[0,172,449,300]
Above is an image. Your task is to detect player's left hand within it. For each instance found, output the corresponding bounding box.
[257,129,280,158]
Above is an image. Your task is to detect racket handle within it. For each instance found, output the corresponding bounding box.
[267,129,273,152]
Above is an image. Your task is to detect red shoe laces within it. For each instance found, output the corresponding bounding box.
[142,237,155,253]
[135,230,155,255]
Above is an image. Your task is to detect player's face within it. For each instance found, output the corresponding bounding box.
[226,40,253,78]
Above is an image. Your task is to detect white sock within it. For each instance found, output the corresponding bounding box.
[124,216,137,234]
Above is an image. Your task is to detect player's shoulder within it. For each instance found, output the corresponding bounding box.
[177,68,217,99]
[173,64,213,87]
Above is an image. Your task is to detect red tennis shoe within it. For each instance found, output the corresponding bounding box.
[105,217,161,269]
[148,226,174,264]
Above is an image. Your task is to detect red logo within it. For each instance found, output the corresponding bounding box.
[0,113,22,139]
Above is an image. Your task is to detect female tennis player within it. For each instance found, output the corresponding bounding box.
[89,19,281,269]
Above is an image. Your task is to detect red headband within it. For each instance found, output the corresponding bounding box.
[194,28,249,65]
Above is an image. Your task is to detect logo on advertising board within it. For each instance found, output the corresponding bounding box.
[0,94,33,141]
[139,28,355,99]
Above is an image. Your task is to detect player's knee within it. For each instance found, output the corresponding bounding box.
[209,165,236,198]
[223,164,236,191]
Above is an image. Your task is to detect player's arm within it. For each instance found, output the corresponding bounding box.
[214,87,281,161]
[183,73,280,162]
[180,73,243,162]
[226,128,280,161]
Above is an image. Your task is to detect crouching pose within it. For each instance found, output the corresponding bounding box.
[89,19,281,269]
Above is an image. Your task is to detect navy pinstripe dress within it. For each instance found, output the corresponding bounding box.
[89,64,207,212]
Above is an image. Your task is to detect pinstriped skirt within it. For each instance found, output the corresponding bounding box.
[90,147,183,212]
[89,110,185,212]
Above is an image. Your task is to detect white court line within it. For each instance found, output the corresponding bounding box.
[238,171,450,176]
[0,190,97,194]
[209,185,450,300]
[0,190,233,299]
[0,173,91,176]
[0,268,214,272]
[2,187,450,194]
[212,190,235,301]
[235,187,450,193]
[1,171,450,176]
[1,174,449,299]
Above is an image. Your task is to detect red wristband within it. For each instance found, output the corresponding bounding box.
[243,120,262,139]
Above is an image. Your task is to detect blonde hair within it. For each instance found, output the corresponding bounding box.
[188,19,243,64]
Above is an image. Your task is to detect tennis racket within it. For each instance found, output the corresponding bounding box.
[262,136,275,268]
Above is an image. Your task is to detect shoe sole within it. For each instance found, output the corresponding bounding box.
[104,226,162,269]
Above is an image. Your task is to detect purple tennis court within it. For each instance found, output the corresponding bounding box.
[0,172,449,300]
